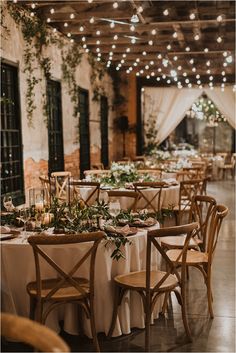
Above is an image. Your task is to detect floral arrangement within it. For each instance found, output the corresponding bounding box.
[149,149,171,161]
[164,159,192,172]
[97,162,139,187]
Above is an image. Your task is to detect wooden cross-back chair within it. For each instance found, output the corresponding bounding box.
[69,180,100,206]
[39,175,51,205]
[108,222,199,351]
[51,171,71,202]
[175,179,204,225]
[137,169,163,179]
[1,313,70,352]
[91,163,104,170]
[107,190,139,212]
[27,231,105,352]
[133,181,166,213]
[167,204,228,318]
[161,195,216,252]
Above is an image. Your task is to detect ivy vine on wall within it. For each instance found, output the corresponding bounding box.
[88,53,107,102]
[8,2,51,126]
[61,44,82,117]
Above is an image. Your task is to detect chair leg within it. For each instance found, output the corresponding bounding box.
[29,297,36,321]
[145,299,151,352]
[161,292,170,315]
[89,298,100,352]
[206,272,214,319]
[173,289,192,341]
[107,286,124,338]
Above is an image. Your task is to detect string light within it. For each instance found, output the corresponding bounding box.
[31,3,36,9]
[157,54,162,59]
[138,6,143,13]
[148,40,154,46]
[79,26,84,32]
[217,36,222,43]
[112,44,116,49]
[177,65,182,70]
[173,32,177,38]
[185,46,190,51]
[64,22,68,27]
[114,34,118,40]
[189,58,194,64]
[217,15,223,22]
[206,60,211,66]
[189,13,196,20]
[204,48,209,53]
[110,21,115,28]
[126,48,130,52]
[131,38,136,44]
[223,51,228,57]
[226,55,233,63]
[167,44,171,50]
[47,18,51,23]
[88,0,93,3]
[173,56,178,61]
[151,29,157,35]
[96,30,101,35]
[221,71,225,76]
[90,17,95,24]
[194,33,200,41]
[50,8,55,14]
[30,12,34,17]
[130,25,135,32]
[142,51,147,56]
[163,9,169,16]
[113,2,118,9]
[70,13,75,19]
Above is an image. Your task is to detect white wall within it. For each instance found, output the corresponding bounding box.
[1,7,115,166]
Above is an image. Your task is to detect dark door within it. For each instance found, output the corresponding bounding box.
[78,88,90,177]
[47,79,64,173]
[100,95,109,168]
[1,63,25,206]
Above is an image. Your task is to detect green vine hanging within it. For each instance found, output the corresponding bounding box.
[7,3,51,126]
[88,52,107,102]
[61,44,83,117]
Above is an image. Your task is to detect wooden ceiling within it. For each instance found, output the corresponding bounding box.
[20,0,235,86]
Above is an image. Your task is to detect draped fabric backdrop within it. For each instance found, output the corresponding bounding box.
[143,86,235,145]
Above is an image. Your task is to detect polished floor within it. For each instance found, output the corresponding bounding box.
[2,180,235,352]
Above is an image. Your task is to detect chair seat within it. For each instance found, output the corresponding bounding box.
[27,277,89,300]
[161,235,202,249]
[166,249,208,265]
[114,270,178,292]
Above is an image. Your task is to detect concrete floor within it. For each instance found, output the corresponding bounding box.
[2,180,235,352]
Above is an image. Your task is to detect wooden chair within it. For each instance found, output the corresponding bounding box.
[218,153,236,179]
[137,169,163,179]
[107,190,139,212]
[174,179,204,225]
[39,175,51,205]
[161,195,216,251]
[84,170,110,178]
[133,181,166,213]
[108,222,199,351]
[91,163,104,170]
[51,171,71,202]
[167,204,228,318]
[68,180,100,206]
[1,312,70,352]
[27,231,105,352]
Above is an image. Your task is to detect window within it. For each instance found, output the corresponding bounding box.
[1,63,24,206]
[78,87,90,177]
[47,79,64,173]
[100,96,109,168]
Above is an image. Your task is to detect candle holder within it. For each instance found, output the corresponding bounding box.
[29,188,45,212]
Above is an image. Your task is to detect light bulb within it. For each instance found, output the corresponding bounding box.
[151,29,157,35]
[173,32,177,38]
[163,9,169,16]
[217,36,222,43]
[113,2,118,9]
[189,13,195,20]
[70,13,75,19]
[90,17,95,24]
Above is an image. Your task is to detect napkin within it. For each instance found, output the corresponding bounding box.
[105,224,131,236]
[39,227,54,236]
[1,225,11,234]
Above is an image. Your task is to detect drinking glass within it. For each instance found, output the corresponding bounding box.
[19,208,31,242]
[109,199,121,223]
[3,196,13,212]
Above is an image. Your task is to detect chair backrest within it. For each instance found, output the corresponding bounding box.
[1,313,70,352]
[178,179,204,223]
[146,222,199,294]
[107,190,139,212]
[133,181,166,213]
[28,231,105,304]
[91,163,104,170]
[137,169,163,179]
[84,170,110,178]
[69,180,100,206]
[206,204,228,263]
[39,175,51,205]
[189,195,217,251]
[51,171,71,201]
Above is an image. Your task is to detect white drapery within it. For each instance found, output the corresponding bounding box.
[204,87,236,129]
[143,86,235,145]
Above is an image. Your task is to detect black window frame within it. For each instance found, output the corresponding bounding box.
[1,61,25,207]
[47,79,64,174]
[100,95,109,168]
[78,87,90,178]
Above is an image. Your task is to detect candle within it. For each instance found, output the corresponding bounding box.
[42,213,53,225]
[35,201,44,212]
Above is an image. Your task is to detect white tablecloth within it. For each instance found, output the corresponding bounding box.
[1,225,162,338]
[79,185,179,210]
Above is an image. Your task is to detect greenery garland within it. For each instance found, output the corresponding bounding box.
[7,3,51,126]
[88,52,107,102]
[61,44,82,117]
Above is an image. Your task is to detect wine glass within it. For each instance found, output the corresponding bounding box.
[109,199,121,224]
[19,208,31,242]
[3,196,13,212]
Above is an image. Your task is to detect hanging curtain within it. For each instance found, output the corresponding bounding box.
[143,87,202,144]
[204,86,236,129]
